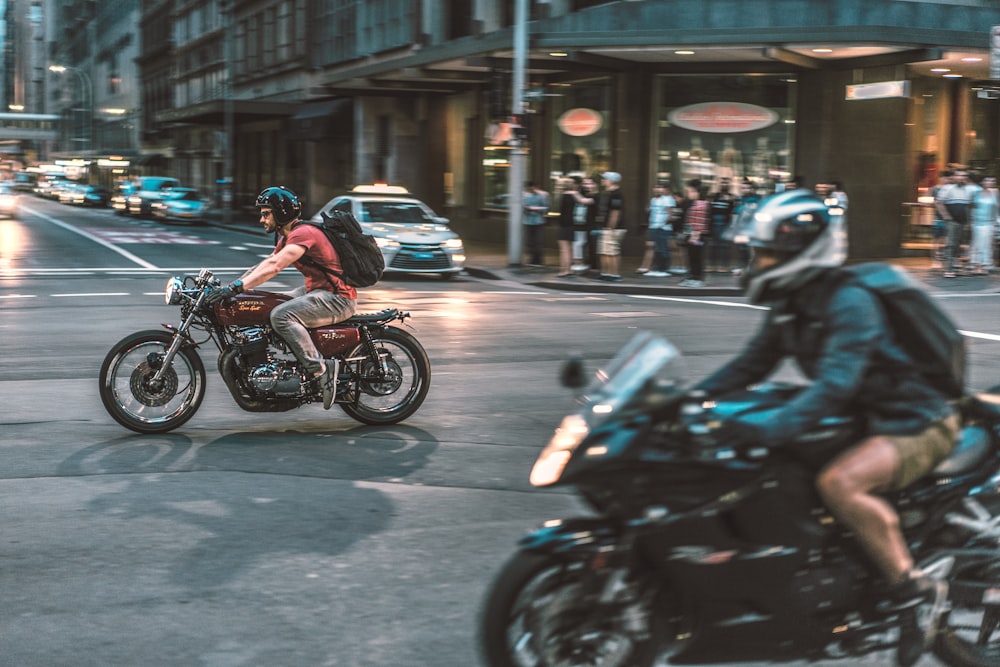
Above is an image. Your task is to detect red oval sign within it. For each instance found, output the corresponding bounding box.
[668,102,779,133]
[557,108,603,137]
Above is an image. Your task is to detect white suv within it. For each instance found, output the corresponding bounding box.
[311,185,465,279]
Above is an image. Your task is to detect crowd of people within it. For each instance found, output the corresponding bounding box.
[930,167,999,278]
[537,171,852,286]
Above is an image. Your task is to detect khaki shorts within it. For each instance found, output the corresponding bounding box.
[889,413,960,490]
[597,228,626,255]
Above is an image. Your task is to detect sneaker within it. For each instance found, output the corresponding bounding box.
[688,280,705,287]
[318,360,338,410]
[884,567,951,667]
[608,274,622,282]
[645,270,668,277]
[943,272,956,278]
[635,267,649,274]
[571,264,589,272]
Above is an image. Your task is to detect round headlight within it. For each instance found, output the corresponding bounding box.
[164,277,183,305]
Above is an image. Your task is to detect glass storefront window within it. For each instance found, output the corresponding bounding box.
[482,140,517,209]
[655,75,795,195]
[548,77,612,198]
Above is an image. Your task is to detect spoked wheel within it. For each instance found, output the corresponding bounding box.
[339,326,430,425]
[479,551,682,667]
[99,330,206,434]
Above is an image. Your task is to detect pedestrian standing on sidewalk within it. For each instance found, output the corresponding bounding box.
[969,173,997,275]
[522,180,550,267]
[680,180,709,287]
[579,176,600,274]
[708,177,736,272]
[731,179,760,276]
[936,169,974,278]
[637,182,675,277]
[557,176,594,277]
[596,171,626,281]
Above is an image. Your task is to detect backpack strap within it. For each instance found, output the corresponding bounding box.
[292,220,349,289]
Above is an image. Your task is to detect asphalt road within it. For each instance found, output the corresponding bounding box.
[2,198,999,666]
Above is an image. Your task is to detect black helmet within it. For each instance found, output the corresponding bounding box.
[255,186,301,226]
[728,188,847,303]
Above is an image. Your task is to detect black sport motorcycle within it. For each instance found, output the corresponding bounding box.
[479,331,1000,666]
[99,268,430,434]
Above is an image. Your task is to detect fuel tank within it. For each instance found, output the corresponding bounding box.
[215,291,292,326]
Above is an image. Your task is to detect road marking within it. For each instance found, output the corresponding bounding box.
[21,205,160,270]
[51,292,131,297]
[961,330,1000,342]
[0,293,36,299]
[630,294,769,310]
[82,227,221,245]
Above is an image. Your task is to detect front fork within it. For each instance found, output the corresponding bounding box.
[151,309,201,385]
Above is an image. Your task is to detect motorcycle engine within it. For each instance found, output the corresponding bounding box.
[248,361,305,397]
[229,326,305,397]
[788,563,862,614]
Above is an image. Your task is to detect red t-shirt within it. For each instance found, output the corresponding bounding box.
[278,222,357,299]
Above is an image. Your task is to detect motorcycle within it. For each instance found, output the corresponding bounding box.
[99,269,430,434]
[479,331,1000,666]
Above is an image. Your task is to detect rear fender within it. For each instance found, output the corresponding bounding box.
[518,517,620,557]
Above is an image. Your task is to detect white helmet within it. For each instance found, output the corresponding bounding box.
[729,188,847,303]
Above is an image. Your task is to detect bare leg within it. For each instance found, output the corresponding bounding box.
[816,436,911,584]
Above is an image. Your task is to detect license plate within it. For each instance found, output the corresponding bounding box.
[413,252,434,260]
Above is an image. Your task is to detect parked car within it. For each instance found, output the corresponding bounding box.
[0,183,19,217]
[310,184,465,279]
[12,171,38,193]
[126,176,181,217]
[150,187,211,223]
[111,182,136,214]
[69,184,112,207]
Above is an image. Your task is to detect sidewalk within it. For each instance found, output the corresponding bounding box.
[202,212,999,297]
[460,239,1000,297]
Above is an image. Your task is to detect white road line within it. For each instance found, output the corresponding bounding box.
[51,292,131,297]
[961,330,1000,342]
[22,205,160,270]
[0,294,36,299]
[630,294,769,310]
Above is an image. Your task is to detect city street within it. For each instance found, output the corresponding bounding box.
[2,197,1000,666]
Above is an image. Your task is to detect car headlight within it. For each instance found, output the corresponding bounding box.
[529,414,590,487]
[374,237,400,248]
[164,277,183,305]
[444,238,464,250]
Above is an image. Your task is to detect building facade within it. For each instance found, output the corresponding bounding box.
[22,0,1000,258]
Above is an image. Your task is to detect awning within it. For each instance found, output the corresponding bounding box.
[289,99,353,141]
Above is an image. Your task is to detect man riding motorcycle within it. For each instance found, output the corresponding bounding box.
[204,186,357,409]
[693,188,960,666]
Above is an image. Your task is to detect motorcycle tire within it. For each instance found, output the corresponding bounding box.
[933,552,1000,666]
[99,329,206,434]
[479,551,678,667]
[339,326,430,425]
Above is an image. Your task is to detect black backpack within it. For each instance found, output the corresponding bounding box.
[300,210,385,288]
[830,262,966,398]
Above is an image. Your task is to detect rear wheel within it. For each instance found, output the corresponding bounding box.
[99,330,206,434]
[339,327,430,425]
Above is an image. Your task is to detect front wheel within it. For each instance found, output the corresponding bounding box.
[479,551,681,667]
[339,326,430,425]
[99,330,206,434]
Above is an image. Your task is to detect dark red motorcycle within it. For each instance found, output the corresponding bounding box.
[99,268,430,434]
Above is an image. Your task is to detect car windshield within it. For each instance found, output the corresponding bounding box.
[359,201,435,224]
[166,190,200,201]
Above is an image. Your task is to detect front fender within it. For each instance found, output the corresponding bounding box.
[518,517,620,557]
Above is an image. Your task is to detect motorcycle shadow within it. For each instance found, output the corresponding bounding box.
[55,424,440,589]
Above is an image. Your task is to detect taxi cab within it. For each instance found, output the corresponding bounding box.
[310,184,465,279]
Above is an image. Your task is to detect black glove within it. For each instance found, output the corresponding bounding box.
[204,279,244,305]
[710,419,766,457]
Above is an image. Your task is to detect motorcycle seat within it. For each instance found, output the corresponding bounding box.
[345,308,399,323]
[929,424,991,477]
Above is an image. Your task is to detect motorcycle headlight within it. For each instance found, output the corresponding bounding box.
[530,414,590,487]
[164,277,183,305]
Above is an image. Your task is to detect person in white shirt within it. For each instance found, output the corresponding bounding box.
[637,182,676,277]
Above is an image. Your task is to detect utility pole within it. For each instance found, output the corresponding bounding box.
[506,0,528,266]
[222,0,234,226]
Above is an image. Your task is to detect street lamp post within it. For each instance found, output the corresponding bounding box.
[49,64,92,153]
